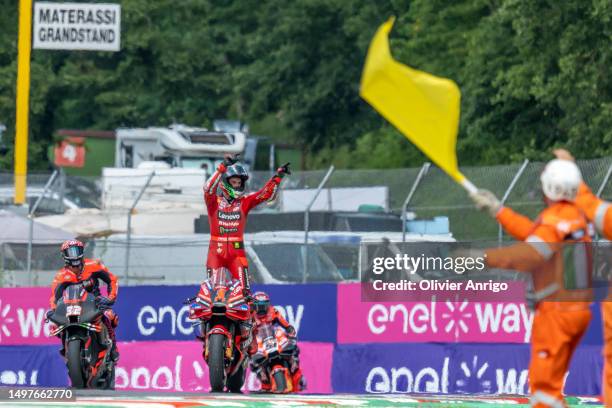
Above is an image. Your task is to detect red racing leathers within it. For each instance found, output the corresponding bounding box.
[203,163,282,292]
[253,306,297,338]
[49,259,119,356]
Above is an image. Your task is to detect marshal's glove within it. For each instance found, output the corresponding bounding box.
[469,189,501,218]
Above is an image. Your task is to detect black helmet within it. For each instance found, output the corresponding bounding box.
[61,240,84,268]
[252,291,270,316]
[220,163,249,200]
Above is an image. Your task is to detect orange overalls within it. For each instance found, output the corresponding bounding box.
[487,202,593,408]
[573,182,612,405]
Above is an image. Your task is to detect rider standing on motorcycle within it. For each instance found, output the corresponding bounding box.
[250,291,306,391]
[203,155,290,295]
[48,240,120,361]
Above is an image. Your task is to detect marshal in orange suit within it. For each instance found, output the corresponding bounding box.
[471,158,593,408]
[554,149,612,406]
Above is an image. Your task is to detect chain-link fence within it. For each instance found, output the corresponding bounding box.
[1,157,612,287]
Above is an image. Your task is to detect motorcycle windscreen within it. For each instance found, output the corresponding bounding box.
[210,267,233,287]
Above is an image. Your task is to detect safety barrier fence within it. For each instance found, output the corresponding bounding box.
[2,157,612,239]
[0,283,603,394]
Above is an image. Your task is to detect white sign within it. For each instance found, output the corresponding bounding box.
[33,2,121,51]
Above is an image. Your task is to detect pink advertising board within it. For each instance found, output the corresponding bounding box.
[337,283,533,344]
[0,286,110,346]
[115,340,333,393]
[0,287,55,345]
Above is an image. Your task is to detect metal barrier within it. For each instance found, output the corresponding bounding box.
[3,157,612,287]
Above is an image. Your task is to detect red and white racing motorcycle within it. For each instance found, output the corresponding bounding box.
[187,268,252,392]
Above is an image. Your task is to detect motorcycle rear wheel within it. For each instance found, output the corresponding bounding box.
[66,340,85,388]
[208,334,226,392]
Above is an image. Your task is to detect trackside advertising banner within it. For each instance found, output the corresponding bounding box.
[337,283,604,344]
[117,284,337,343]
[0,341,333,393]
[0,284,604,394]
[332,343,602,396]
[0,345,66,387]
[0,288,54,345]
[0,284,337,345]
[0,284,601,346]
[0,342,600,395]
[115,341,332,393]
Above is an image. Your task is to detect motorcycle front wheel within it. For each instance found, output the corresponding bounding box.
[208,333,226,392]
[103,366,115,390]
[66,340,85,388]
[273,370,287,393]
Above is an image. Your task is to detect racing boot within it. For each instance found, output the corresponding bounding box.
[103,311,120,362]
[257,369,271,392]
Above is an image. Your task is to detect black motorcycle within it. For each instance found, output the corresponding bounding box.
[48,283,115,389]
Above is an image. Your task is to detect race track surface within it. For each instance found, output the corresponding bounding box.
[0,391,604,407]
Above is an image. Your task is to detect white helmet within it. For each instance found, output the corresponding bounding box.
[540,159,582,202]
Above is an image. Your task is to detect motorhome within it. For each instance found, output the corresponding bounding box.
[115,120,272,173]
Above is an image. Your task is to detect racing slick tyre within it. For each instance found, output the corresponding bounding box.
[208,334,227,392]
[67,340,85,388]
[273,370,287,393]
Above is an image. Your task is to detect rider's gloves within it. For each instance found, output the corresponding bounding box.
[45,309,54,322]
[96,297,115,311]
[82,278,95,291]
[275,162,291,179]
[223,154,239,167]
[243,289,253,302]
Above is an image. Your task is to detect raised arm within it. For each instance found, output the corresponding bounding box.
[242,163,291,214]
[242,175,282,213]
[204,163,226,208]
[575,182,612,239]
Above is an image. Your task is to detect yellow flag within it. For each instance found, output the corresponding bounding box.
[360,18,475,193]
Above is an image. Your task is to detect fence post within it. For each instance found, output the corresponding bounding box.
[303,165,335,283]
[27,170,59,285]
[401,163,430,242]
[124,171,155,285]
[59,167,66,213]
[596,163,612,198]
[497,159,529,246]
[0,243,5,287]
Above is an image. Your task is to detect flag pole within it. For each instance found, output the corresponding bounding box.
[461,178,477,194]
